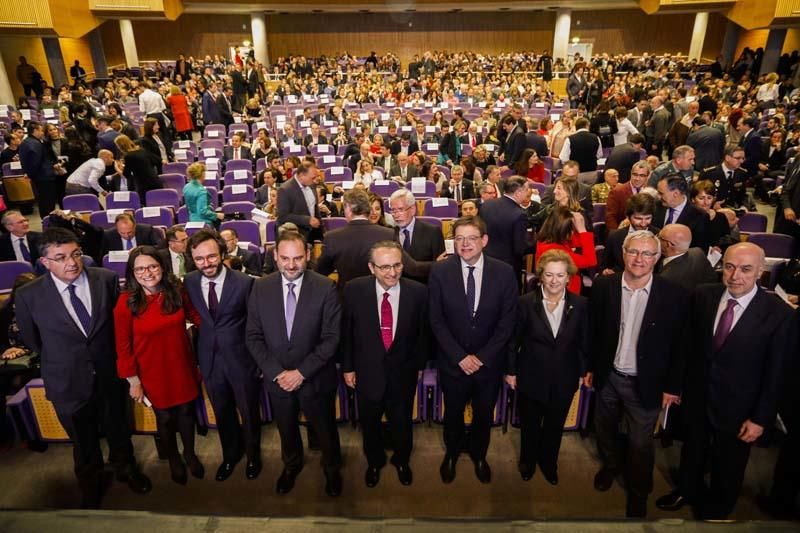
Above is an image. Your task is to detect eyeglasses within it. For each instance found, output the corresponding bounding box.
[193,253,220,265]
[133,264,161,275]
[44,250,83,264]
[372,262,403,273]
[389,206,413,214]
[454,235,482,244]
[623,248,659,258]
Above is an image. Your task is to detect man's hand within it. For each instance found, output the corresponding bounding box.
[785,208,797,222]
[309,216,321,228]
[276,370,305,392]
[582,372,593,389]
[738,419,764,443]
[343,371,356,389]
[1,347,26,360]
[601,268,615,276]
[662,393,681,409]
[129,383,144,402]
[436,252,449,261]
[505,375,517,390]
[458,354,483,375]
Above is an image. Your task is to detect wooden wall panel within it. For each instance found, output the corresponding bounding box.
[735,28,800,61]
[58,37,95,80]
[98,20,126,68]
[1,35,94,98]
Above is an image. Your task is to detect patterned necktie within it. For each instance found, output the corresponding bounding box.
[177,254,185,277]
[67,284,91,335]
[402,229,411,252]
[126,238,133,250]
[18,238,31,262]
[380,292,393,350]
[285,282,297,338]
[665,207,675,225]
[456,184,462,202]
[207,281,218,319]
[466,266,476,318]
[713,299,737,352]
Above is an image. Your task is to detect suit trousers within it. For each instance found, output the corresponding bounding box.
[268,385,342,474]
[53,378,135,504]
[205,361,262,463]
[357,377,417,468]
[770,408,800,510]
[517,389,573,475]
[594,371,660,500]
[153,400,197,461]
[33,180,58,218]
[677,417,751,519]
[440,370,501,461]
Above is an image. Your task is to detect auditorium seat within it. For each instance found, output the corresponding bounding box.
[62,194,101,213]
[106,191,141,211]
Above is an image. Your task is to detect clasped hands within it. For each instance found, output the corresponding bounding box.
[276,369,305,392]
[459,354,482,375]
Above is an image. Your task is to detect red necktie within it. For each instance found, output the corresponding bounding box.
[380,292,393,351]
[471,135,476,148]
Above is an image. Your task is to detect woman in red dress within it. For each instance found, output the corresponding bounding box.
[115,246,203,485]
[534,205,597,295]
[515,148,546,184]
[167,86,193,140]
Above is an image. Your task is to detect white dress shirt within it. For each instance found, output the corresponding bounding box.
[282,273,304,310]
[542,287,566,338]
[558,128,605,163]
[613,118,639,146]
[51,271,93,336]
[613,274,653,375]
[200,265,227,308]
[67,158,107,194]
[375,280,400,339]
[399,217,416,248]
[295,177,316,217]
[460,254,484,316]
[138,89,166,115]
[714,284,758,334]
[169,250,183,276]
[11,234,31,263]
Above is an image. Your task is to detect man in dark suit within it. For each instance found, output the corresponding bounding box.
[460,123,484,152]
[390,134,419,157]
[388,188,444,262]
[500,115,526,169]
[605,161,650,230]
[342,241,430,488]
[246,231,343,497]
[686,117,725,171]
[216,86,235,128]
[588,230,688,518]
[157,225,189,278]
[654,174,710,252]
[737,116,762,178]
[222,132,254,165]
[645,96,672,157]
[478,176,529,280]
[303,123,328,149]
[15,228,151,508]
[567,66,587,108]
[219,227,262,277]
[277,161,323,242]
[101,213,163,256]
[230,65,246,112]
[600,192,657,275]
[628,100,648,132]
[698,145,748,208]
[245,62,259,99]
[0,210,42,265]
[440,165,476,202]
[388,152,420,184]
[697,85,718,118]
[317,189,394,291]
[19,121,59,217]
[429,216,518,484]
[775,155,800,249]
[524,120,549,158]
[656,224,717,290]
[656,243,795,519]
[606,134,645,183]
[185,230,261,482]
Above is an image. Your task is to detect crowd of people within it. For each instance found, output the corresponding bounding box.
[0,46,799,521]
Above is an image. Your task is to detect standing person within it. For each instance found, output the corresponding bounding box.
[537,50,554,91]
[114,246,202,485]
[774,155,800,252]
[19,121,59,216]
[183,162,224,228]
[341,241,430,488]
[15,228,151,508]
[588,230,688,518]
[506,250,590,484]
[276,161,323,242]
[429,216,518,484]
[479,176,530,279]
[535,205,596,295]
[246,231,343,497]
[114,134,163,206]
[184,230,262,482]
[166,86,193,140]
[656,243,795,520]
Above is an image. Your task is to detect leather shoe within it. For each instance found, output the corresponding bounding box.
[656,490,688,511]
[215,461,238,482]
[245,459,262,480]
[365,466,380,488]
[542,470,558,486]
[122,467,152,494]
[473,459,491,484]
[394,463,412,486]
[593,467,617,492]
[276,467,301,494]
[519,463,534,482]
[81,471,113,509]
[169,457,188,486]
[184,455,205,479]
[325,470,343,497]
[626,496,647,518]
[440,456,457,484]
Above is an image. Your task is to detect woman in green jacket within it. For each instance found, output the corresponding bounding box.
[183,162,223,228]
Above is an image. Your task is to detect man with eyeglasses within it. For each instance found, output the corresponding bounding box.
[605,161,651,230]
[698,145,748,208]
[0,210,41,265]
[389,188,445,266]
[157,225,189,278]
[429,216,518,485]
[15,228,152,508]
[587,230,688,518]
[341,241,430,488]
[101,213,163,257]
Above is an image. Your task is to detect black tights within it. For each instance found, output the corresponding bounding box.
[154,400,197,460]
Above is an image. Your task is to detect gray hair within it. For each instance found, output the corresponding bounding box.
[623,229,661,258]
[1,210,23,228]
[389,188,415,207]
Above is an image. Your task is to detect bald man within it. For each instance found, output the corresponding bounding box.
[656,224,716,290]
[657,242,796,519]
[66,149,118,196]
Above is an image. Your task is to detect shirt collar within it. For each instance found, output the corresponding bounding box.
[622,273,653,294]
[51,270,89,293]
[376,279,401,297]
[460,253,484,272]
[724,283,758,308]
[202,265,227,286]
[401,217,416,232]
[282,273,304,289]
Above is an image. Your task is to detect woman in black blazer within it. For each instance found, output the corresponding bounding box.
[114,134,163,206]
[139,118,172,175]
[506,249,590,485]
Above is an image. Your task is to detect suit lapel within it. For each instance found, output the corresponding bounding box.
[532,291,554,339]
[43,274,85,337]
[217,268,236,318]
[85,269,104,338]
[188,275,213,324]
[636,278,659,348]
[718,289,764,353]
[556,292,576,340]
[287,274,311,343]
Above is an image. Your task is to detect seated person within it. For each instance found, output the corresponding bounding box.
[219,227,261,276]
[101,212,163,256]
[592,169,619,204]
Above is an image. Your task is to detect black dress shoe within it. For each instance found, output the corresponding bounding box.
[325,470,343,497]
[440,456,457,484]
[542,471,558,486]
[185,456,205,480]
[656,490,688,511]
[245,459,262,480]
[518,463,534,481]
[215,461,238,482]
[593,467,617,492]
[626,496,647,518]
[276,467,301,494]
[169,457,188,486]
[394,463,413,486]
[473,459,491,484]
[365,466,380,488]
[124,468,152,494]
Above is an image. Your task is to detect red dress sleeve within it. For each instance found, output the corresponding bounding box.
[113,292,138,379]
[181,288,202,327]
[570,231,598,269]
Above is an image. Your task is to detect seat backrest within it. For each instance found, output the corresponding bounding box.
[106,191,141,210]
[423,198,458,218]
[0,261,33,293]
[220,220,261,246]
[747,232,795,258]
[145,189,180,210]
[220,201,256,219]
[135,207,174,227]
[322,217,348,232]
[62,194,101,212]
[225,159,254,172]
[222,185,255,203]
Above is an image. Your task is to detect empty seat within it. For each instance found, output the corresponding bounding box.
[747,232,795,258]
[145,189,180,211]
[0,261,33,294]
[220,220,261,246]
[222,184,255,203]
[106,191,141,210]
[322,217,348,232]
[135,207,174,227]
[423,198,458,218]
[225,159,254,172]
[220,201,256,220]
[738,212,768,233]
[62,194,101,212]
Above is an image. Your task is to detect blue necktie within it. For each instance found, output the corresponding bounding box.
[126,238,133,250]
[285,283,297,338]
[67,284,91,335]
[18,238,31,263]
[665,208,675,225]
[466,266,476,319]
[402,229,411,252]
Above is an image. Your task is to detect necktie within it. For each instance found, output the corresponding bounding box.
[285,283,297,338]
[67,284,91,335]
[727,170,732,184]
[126,238,133,250]
[665,208,675,225]
[18,238,31,262]
[235,148,239,160]
[207,281,218,319]
[466,266,476,318]
[471,135,476,148]
[456,184,462,202]
[713,299,737,352]
[177,254,185,277]
[402,229,411,252]
[380,292,393,351]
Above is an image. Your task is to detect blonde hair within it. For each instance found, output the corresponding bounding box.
[169,86,182,96]
[187,162,206,181]
[536,249,578,277]
[114,134,138,154]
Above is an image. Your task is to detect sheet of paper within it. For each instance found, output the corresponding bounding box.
[206,158,219,171]
[142,207,161,218]
[207,130,220,138]
[323,155,336,163]
[444,239,454,255]
[411,177,426,194]
[108,250,130,263]
[232,184,248,194]
[707,248,722,266]
[341,181,355,190]
[431,198,449,207]
[331,167,344,176]
[185,221,206,229]
[113,191,130,202]
[317,144,330,153]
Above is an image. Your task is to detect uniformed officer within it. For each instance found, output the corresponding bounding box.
[699,145,748,208]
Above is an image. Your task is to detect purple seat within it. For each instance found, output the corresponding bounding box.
[89,210,119,229]
[370,180,400,198]
[171,141,196,154]
[177,205,189,224]
[102,254,128,281]
[422,142,440,156]
[135,207,174,227]
[203,125,226,140]
[223,169,254,187]
[205,186,219,209]
[336,145,348,157]
[747,232,795,258]
[106,191,141,210]
[158,174,186,199]
[592,203,606,223]
[310,144,334,158]
[62,194,101,212]
[416,216,443,229]
[407,180,436,198]
[220,201,255,220]
[1,162,24,177]
[324,166,353,182]
[423,198,458,218]
[738,212,768,233]
[0,261,33,293]
[198,147,223,161]
[146,189,180,211]
[530,182,546,196]
[317,155,341,169]
[225,159,254,172]
[172,148,196,163]
[222,185,255,203]
[543,156,560,171]
[322,217,347,232]
[184,222,209,236]
[256,158,268,174]
[500,167,514,179]
[163,162,188,175]
[220,220,261,246]
[228,124,249,139]
[266,220,276,242]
